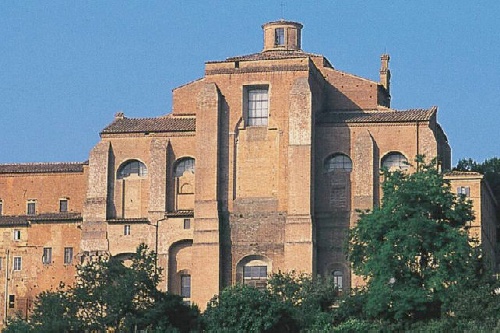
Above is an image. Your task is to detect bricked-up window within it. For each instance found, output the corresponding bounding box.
[381,152,409,171]
[42,248,52,265]
[183,218,191,229]
[275,28,285,45]
[457,186,471,197]
[8,295,14,309]
[27,200,36,215]
[333,270,343,291]
[59,199,68,212]
[246,87,269,126]
[13,257,21,271]
[124,224,131,236]
[174,158,195,177]
[117,160,148,179]
[324,153,353,172]
[64,247,73,264]
[181,274,191,298]
[13,229,21,241]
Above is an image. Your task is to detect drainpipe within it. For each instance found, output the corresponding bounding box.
[4,249,9,324]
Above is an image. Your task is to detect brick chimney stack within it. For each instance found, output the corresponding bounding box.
[380,54,391,94]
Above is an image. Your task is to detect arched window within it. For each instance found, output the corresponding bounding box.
[117,160,147,179]
[324,153,352,172]
[333,270,343,291]
[381,152,409,170]
[174,158,195,177]
[237,255,271,290]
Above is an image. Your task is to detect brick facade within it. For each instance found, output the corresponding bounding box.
[0,19,497,322]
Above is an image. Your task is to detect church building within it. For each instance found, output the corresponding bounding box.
[0,20,496,320]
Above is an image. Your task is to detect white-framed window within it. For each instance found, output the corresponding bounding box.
[181,274,191,298]
[325,153,353,172]
[42,247,52,265]
[275,27,285,45]
[124,224,131,236]
[13,229,21,241]
[64,247,73,264]
[381,152,409,171]
[183,218,191,229]
[117,160,148,179]
[333,270,343,291]
[59,199,68,213]
[13,257,21,271]
[27,200,36,215]
[246,86,269,127]
[457,186,471,197]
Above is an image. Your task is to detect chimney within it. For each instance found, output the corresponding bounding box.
[380,54,391,94]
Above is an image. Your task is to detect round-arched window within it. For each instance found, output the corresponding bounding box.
[174,158,195,177]
[381,152,409,170]
[324,153,352,172]
[117,160,147,179]
[332,270,343,291]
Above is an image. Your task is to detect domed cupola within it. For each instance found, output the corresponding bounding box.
[262,20,303,52]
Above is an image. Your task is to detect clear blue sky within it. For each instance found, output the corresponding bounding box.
[1,1,499,164]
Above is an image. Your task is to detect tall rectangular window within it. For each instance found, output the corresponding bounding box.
[124,224,131,236]
[8,295,15,309]
[59,199,68,212]
[0,200,3,216]
[13,257,21,271]
[27,200,36,215]
[64,247,73,264]
[183,218,191,229]
[42,248,52,265]
[275,28,285,45]
[13,229,21,241]
[181,275,191,298]
[247,87,269,126]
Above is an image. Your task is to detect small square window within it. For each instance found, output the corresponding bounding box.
[13,230,21,241]
[183,219,191,229]
[64,247,73,264]
[59,199,68,213]
[13,257,21,271]
[8,295,14,309]
[124,225,131,236]
[457,186,470,197]
[42,248,52,265]
[27,200,36,215]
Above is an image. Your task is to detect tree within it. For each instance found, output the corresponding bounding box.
[203,284,299,332]
[349,157,481,321]
[29,287,80,332]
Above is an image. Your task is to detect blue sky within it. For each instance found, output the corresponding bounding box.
[1,1,499,164]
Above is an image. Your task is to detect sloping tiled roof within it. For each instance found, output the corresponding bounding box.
[0,162,86,174]
[224,50,322,62]
[107,218,150,224]
[444,171,483,177]
[0,213,82,226]
[319,108,436,124]
[101,116,196,134]
[165,210,194,218]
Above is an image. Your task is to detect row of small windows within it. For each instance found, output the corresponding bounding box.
[0,199,69,216]
[0,247,74,271]
[117,158,195,179]
[323,152,409,173]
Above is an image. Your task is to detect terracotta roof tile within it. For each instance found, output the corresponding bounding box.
[165,210,194,217]
[224,50,322,62]
[319,108,436,124]
[0,213,82,226]
[101,116,196,134]
[0,162,86,174]
[107,218,150,224]
[445,171,483,177]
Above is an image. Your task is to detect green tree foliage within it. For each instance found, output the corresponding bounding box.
[203,284,299,332]
[267,271,338,330]
[349,157,481,321]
